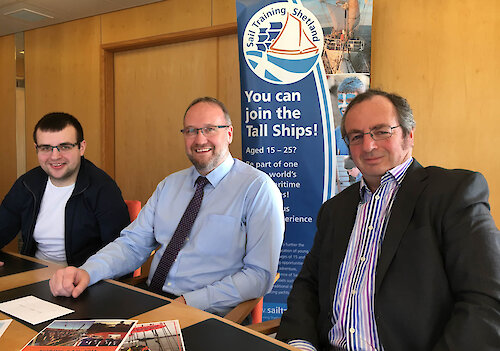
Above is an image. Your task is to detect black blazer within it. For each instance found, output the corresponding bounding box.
[277,160,500,350]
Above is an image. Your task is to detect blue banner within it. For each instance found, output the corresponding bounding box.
[237,0,336,320]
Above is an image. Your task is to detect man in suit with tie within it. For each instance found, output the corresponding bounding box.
[49,97,284,315]
[277,89,500,350]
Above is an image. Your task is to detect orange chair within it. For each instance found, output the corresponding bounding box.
[124,200,141,221]
[252,297,264,324]
[124,200,142,277]
[224,273,280,325]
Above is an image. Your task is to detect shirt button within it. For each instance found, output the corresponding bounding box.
[360,257,366,262]
[349,328,356,334]
[351,289,357,295]
[375,195,380,200]
[167,282,172,286]
[368,225,373,230]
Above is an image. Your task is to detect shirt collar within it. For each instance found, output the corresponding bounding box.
[190,154,234,188]
[359,157,414,198]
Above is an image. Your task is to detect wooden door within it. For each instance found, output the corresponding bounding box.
[113,34,241,204]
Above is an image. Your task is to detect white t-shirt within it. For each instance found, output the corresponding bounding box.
[33,178,75,265]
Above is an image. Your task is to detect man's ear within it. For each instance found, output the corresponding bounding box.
[79,140,87,156]
[408,128,415,147]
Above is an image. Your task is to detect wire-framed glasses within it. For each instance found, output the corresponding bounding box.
[180,125,231,137]
[345,125,401,145]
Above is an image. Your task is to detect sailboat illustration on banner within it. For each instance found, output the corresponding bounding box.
[243,6,323,84]
[268,13,319,56]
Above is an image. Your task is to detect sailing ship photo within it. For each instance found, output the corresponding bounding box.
[302,0,373,194]
[306,0,372,75]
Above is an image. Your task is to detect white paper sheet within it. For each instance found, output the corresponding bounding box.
[0,319,12,338]
[0,296,74,325]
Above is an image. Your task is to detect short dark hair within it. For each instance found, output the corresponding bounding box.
[183,97,232,125]
[33,112,84,144]
[341,89,416,139]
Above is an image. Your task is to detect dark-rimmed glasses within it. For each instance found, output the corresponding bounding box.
[36,142,79,154]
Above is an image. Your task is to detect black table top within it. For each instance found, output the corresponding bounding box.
[0,280,170,332]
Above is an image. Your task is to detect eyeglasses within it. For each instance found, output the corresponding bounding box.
[345,125,401,145]
[180,125,231,137]
[36,142,79,154]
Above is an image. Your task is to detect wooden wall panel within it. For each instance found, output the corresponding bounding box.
[101,0,212,45]
[0,35,19,252]
[213,0,237,25]
[14,0,500,221]
[0,35,17,199]
[372,0,500,218]
[24,17,102,169]
[217,34,241,159]
[114,37,237,204]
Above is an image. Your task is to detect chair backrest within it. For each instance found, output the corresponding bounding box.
[250,272,280,324]
[124,200,142,278]
[124,200,141,221]
[251,297,264,324]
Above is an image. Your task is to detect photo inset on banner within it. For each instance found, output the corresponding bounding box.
[304,0,373,194]
[330,73,370,193]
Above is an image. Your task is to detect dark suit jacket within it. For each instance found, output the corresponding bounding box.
[277,160,500,350]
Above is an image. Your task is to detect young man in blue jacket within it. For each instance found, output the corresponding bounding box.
[0,112,130,266]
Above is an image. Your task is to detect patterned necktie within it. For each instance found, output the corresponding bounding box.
[149,176,209,292]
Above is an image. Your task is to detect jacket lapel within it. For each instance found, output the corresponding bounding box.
[375,160,428,293]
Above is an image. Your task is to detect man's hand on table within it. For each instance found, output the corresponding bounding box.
[49,266,90,298]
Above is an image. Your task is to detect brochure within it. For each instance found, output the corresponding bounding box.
[21,319,137,351]
[120,320,185,351]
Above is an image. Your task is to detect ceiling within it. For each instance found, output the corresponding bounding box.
[0,0,163,37]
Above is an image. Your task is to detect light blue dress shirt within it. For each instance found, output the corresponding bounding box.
[81,156,284,314]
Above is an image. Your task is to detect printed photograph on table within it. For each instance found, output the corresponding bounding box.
[120,320,185,351]
[21,319,137,351]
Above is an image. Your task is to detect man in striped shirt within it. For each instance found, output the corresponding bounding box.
[277,89,500,350]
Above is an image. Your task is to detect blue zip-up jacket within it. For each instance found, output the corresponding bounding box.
[0,157,130,266]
